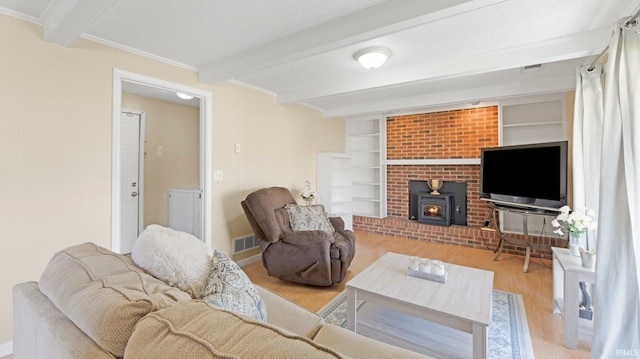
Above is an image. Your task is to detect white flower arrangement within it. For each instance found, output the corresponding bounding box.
[551,205,598,236]
[300,180,317,205]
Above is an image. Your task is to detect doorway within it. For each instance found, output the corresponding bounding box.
[111,69,213,253]
[119,110,145,253]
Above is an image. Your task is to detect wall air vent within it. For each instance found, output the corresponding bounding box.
[521,64,543,73]
[232,233,259,254]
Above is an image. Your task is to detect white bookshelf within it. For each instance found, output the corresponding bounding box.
[316,152,353,230]
[502,99,566,146]
[346,116,387,218]
[499,94,567,237]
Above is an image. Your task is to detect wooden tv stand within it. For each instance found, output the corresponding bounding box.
[484,199,560,272]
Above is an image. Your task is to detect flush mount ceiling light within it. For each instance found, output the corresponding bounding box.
[176,92,194,100]
[353,46,392,69]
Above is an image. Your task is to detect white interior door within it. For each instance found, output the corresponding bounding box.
[120,111,141,252]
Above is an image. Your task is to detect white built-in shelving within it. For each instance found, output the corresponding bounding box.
[316,152,353,230]
[346,116,386,218]
[499,94,567,236]
[501,96,566,146]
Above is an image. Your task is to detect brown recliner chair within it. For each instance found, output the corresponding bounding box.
[241,187,356,286]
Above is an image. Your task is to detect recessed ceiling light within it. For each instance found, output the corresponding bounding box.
[353,46,392,69]
[176,92,194,100]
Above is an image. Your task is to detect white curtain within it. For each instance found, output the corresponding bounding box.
[572,63,603,251]
[592,16,640,358]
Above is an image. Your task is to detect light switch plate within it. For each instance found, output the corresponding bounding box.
[213,170,223,181]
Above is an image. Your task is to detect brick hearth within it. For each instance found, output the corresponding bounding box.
[353,215,563,259]
[352,106,564,260]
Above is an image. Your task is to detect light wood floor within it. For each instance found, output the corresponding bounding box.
[243,230,592,359]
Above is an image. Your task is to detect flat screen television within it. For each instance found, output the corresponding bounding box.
[480,141,568,210]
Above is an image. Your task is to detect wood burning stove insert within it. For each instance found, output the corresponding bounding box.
[409,180,467,226]
[418,193,454,226]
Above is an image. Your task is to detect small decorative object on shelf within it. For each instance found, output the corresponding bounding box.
[299,180,317,206]
[426,179,443,195]
[579,247,596,269]
[406,256,447,283]
[578,281,594,320]
[551,206,597,256]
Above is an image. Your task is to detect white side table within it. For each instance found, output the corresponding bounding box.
[552,247,595,348]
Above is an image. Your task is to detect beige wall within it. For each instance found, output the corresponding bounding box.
[122,93,200,227]
[566,90,576,207]
[0,14,345,345]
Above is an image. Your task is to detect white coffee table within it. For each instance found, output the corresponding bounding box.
[346,252,494,359]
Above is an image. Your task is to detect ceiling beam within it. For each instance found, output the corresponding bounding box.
[321,75,575,118]
[277,28,610,105]
[198,0,508,84]
[42,0,116,46]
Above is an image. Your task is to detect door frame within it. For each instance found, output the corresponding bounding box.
[121,108,146,236]
[111,69,213,252]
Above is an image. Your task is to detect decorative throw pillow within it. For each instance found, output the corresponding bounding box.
[285,204,335,233]
[132,224,211,299]
[202,250,267,322]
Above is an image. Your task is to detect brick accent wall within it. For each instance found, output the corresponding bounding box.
[353,106,563,260]
[387,106,499,160]
[387,165,485,226]
[386,106,499,228]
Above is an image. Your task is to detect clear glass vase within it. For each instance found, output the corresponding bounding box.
[569,232,584,256]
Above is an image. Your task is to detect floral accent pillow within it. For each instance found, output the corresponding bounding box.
[284,204,335,233]
[202,251,267,322]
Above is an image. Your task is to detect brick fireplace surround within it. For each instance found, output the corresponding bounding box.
[352,106,564,260]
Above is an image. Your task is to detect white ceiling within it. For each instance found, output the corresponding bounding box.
[2,0,638,118]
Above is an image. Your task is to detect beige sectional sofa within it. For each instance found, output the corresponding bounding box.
[13,242,430,358]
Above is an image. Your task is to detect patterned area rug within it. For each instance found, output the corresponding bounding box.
[318,289,534,359]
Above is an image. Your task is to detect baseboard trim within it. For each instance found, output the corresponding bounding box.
[237,253,261,267]
[0,341,13,357]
